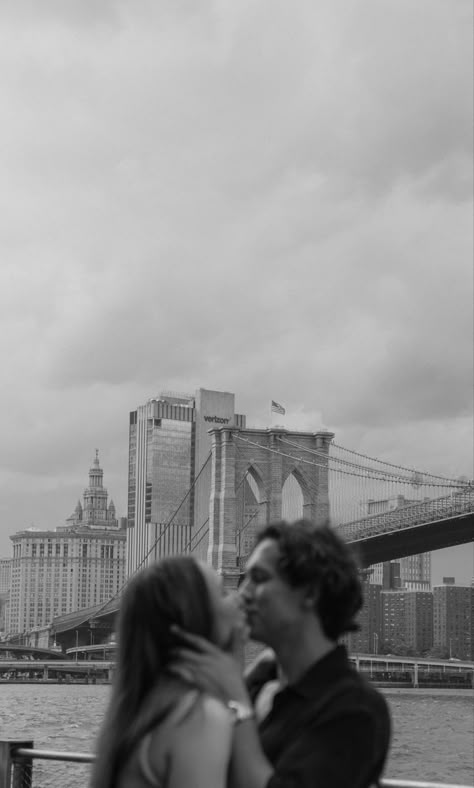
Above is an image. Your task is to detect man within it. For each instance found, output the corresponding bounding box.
[174,520,391,788]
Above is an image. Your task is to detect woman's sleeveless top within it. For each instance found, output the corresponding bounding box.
[116,689,199,788]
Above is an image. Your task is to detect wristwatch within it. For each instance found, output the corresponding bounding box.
[227,700,255,725]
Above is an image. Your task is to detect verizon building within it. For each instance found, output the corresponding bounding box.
[127,388,246,576]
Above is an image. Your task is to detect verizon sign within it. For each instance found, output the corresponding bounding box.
[203,416,231,424]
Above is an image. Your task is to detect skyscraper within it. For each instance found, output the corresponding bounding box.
[60,449,118,531]
[380,589,433,654]
[433,579,473,660]
[7,453,126,635]
[126,388,246,576]
[0,558,11,594]
[0,558,11,635]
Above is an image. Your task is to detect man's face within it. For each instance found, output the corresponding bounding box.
[239,538,308,647]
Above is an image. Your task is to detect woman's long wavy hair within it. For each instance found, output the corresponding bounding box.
[90,555,214,788]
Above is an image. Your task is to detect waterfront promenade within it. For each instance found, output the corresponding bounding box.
[1,649,472,688]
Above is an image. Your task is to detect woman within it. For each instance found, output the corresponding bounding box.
[90,555,247,788]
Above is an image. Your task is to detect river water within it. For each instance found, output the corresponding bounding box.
[1,684,473,787]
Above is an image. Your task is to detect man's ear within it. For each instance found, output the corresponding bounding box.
[301,585,319,610]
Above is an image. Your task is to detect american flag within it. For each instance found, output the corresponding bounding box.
[271,400,286,415]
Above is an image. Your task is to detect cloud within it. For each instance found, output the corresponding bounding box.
[0,0,472,574]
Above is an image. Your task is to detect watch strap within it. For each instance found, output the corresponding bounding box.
[227,699,255,725]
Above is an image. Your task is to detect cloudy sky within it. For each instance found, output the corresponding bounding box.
[1,1,472,584]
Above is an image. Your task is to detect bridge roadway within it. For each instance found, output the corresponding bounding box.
[350,510,474,566]
[340,490,474,566]
[62,646,474,677]
[0,659,114,679]
[0,644,67,660]
[0,654,471,687]
[349,654,474,688]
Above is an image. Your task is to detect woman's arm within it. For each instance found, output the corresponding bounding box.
[171,630,274,788]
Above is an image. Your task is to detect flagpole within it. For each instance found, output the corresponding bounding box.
[270,400,286,427]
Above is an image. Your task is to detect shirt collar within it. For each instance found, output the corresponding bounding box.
[288,644,352,699]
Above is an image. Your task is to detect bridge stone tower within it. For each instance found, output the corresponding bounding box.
[206,427,334,589]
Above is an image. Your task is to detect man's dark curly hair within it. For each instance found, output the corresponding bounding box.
[255,519,363,640]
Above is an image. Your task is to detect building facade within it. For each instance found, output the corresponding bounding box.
[62,450,118,531]
[433,579,473,660]
[381,589,433,654]
[404,591,433,653]
[0,558,11,594]
[126,388,246,576]
[7,453,126,636]
[0,559,11,637]
[342,580,382,654]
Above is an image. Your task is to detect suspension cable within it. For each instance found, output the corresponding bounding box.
[331,441,471,485]
[232,433,462,488]
[278,436,467,488]
[82,452,213,620]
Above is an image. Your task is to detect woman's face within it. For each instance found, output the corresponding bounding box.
[198,561,247,651]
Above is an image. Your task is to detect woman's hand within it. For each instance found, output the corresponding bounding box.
[169,626,250,704]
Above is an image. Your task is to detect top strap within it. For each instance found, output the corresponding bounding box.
[137,689,200,786]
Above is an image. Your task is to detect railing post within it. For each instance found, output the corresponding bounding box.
[0,741,33,788]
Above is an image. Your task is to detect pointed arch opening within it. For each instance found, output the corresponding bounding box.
[282,472,305,521]
[236,464,267,565]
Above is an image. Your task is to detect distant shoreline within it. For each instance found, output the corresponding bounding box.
[0,679,472,694]
[381,686,474,696]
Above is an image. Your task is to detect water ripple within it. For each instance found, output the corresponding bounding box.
[1,685,473,786]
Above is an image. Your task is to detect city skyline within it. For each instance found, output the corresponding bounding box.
[0,3,472,587]
[0,428,472,588]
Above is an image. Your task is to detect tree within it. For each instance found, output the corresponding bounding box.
[423,645,450,660]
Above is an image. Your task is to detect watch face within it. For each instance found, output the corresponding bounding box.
[227,700,255,723]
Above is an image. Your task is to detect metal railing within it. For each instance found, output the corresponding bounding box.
[0,743,471,788]
[337,488,474,541]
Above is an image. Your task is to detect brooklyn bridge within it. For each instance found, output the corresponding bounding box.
[39,426,472,652]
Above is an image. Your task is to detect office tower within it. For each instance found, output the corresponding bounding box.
[433,579,473,660]
[381,589,433,654]
[342,580,382,654]
[381,590,407,651]
[0,558,11,594]
[7,453,126,636]
[59,449,119,531]
[0,559,12,636]
[367,496,431,590]
[127,388,246,576]
[404,591,433,653]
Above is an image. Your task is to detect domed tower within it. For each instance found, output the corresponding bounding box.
[82,450,118,528]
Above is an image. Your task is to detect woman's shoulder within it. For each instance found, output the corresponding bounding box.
[145,691,232,784]
[196,693,232,726]
[166,690,231,731]
[148,690,232,747]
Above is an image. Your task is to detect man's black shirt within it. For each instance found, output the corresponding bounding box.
[246,645,391,788]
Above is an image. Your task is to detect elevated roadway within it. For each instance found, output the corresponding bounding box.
[0,644,66,660]
[338,489,474,566]
[350,510,474,566]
